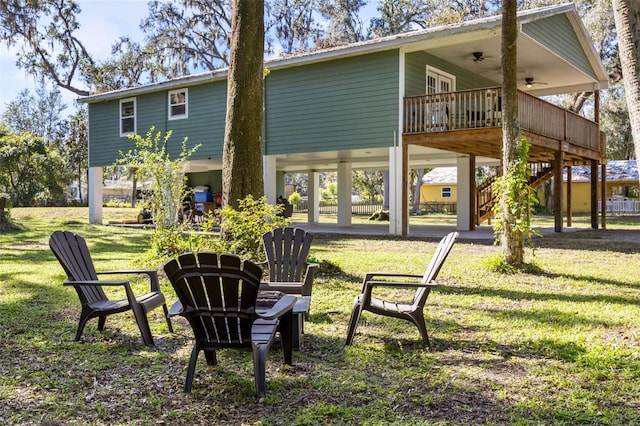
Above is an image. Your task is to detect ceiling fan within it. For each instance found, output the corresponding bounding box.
[524,77,548,88]
[472,51,487,62]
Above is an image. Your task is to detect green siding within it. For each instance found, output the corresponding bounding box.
[264,50,400,155]
[405,51,498,95]
[88,81,227,167]
[523,14,596,80]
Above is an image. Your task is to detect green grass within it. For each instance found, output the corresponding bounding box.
[2,207,640,425]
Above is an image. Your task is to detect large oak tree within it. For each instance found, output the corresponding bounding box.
[611,0,640,166]
[222,0,265,208]
[498,0,526,265]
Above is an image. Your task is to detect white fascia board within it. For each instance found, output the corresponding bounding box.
[77,70,229,104]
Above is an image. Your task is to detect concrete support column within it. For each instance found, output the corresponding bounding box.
[263,155,277,204]
[337,161,352,227]
[456,155,474,231]
[88,166,103,224]
[308,171,320,224]
[388,146,403,235]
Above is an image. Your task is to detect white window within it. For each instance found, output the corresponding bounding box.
[168,89,188,120]
[120,98,136,136]
[441,187,452,198]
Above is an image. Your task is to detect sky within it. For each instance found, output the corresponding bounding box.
[0,0,379,117]
[0,0,162,115]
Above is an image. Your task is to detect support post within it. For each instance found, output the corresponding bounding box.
[591,160,599,229]
[601,162,607,229]
[88,166,103,225]
[456,156,474,231]
[337,162,352,227]
[307,171,319,224]
[566,166,572,227]
[262,155,277,204]
[402,142,409,236]
[553,152,564,232]
[388,146,403,235]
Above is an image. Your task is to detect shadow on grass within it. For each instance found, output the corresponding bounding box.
[438,280,640,307]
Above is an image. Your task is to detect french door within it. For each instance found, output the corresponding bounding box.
[426,67,455,130]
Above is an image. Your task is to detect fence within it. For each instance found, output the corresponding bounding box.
[602,198,640,215]
[294,201,384,216]
[293,201,457,216]
[419,202,457,214]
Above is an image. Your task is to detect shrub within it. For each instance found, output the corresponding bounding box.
[213,195,290,262]
[288,191,302,205]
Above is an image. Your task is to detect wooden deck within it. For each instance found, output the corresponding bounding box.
[403,87,604,164]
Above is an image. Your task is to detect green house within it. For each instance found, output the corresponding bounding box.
[79,3,608,235]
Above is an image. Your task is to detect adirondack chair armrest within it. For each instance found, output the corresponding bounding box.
[361,272,423,291]
[364,272,423,281]
[302,262,319,294]
[361,280,436,305]
[364,280,437,289]
[257,295,296,320]
[168,300,185,317]
[63,279,129,287]
[96,269,161,292]
[305,262,319,277]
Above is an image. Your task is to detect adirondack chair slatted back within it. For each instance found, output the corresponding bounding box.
[164,252,263,346]
[49,230,106,305]
[263,227,313,282]
[413,231,458,305]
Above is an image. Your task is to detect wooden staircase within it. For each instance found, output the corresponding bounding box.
[475,163,553,225]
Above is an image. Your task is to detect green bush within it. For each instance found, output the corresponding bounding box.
[212,195,290,262]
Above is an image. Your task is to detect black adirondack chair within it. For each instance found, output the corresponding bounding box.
[345,232,458,348]
[164,252,296,400]
[260,227,318,298]
[49,230,173,346]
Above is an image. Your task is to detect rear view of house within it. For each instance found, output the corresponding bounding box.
[80,3,608,235]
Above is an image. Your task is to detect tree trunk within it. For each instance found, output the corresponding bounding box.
[222,0,265,209]
[612,0,640,175]
[131,167,138,208]
[500,0,524,265]
[413,168,424,213]
[0,196,6,223]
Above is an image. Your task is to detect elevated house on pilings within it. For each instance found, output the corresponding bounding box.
[79,3,608,236]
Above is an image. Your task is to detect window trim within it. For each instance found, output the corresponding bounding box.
[120,98,137,137]
[168,88,188,120]
[441,187,452,199]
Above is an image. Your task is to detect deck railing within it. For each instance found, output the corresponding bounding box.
[404,87,601,153]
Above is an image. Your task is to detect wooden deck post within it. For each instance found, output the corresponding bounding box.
[566,166,572,227]
[591,160,599,229]
[553,151,564,232]
[601,162,607,229]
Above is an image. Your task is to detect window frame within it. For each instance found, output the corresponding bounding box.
[119,98,137,137]
[441,187,452,199]
[168,88,188,120]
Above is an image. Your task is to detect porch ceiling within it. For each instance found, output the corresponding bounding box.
[186,147,499,174]
[419,25,604,96]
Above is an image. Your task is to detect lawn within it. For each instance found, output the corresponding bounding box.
[1,207,640,425]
